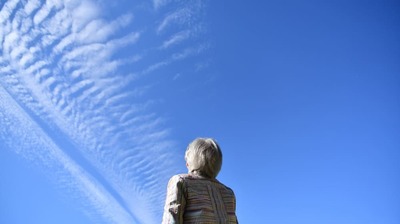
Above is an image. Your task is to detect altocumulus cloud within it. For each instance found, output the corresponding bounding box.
[0,0,208,223]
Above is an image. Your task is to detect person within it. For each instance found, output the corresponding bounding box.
[162,138,238,223]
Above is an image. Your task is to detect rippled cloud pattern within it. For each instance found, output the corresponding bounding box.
[0,0,208,223]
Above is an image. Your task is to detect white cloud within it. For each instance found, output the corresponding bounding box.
[33,2,53,26]
[3,31,19,53]
[0,0,19,24]
[157,8,191,33]
[161,30,190,49]
[40,8,71,39]
[54,33,75,53]
[18,52,35,68]
[156,1,204,33]
[68,0,101,33]
[107,32,141,49]
[25,60,48,75]
[24,0,42,16]
[9,43,27,60]
[142,44,208,75]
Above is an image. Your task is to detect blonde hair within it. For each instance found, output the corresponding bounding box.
[185,138,223,179]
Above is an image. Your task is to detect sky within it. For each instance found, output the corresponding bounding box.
[0,0,399,224]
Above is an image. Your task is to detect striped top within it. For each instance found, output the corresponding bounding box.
[162,173,238,224]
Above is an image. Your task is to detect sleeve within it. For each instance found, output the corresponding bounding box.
[162,175,186,224]
[233,190,239,223]
[229,187,239,223]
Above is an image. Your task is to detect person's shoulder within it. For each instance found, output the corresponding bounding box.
[170,173,209,184]
[216,180,235,194]
[168,174,189,183]
[173,173,203,180]
[166,174,188,189]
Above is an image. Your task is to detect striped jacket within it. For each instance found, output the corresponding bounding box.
[162,173,238,223]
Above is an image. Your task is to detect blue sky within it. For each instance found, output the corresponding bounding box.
[0,0,399,223]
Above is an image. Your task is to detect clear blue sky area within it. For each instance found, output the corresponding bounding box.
[0,0,399,223]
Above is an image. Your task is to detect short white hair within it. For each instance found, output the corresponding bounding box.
[185,138,223,179]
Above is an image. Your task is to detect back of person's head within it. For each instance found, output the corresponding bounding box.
[185,138,223,179]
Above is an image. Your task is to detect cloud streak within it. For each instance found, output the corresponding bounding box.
[0,86,137,224]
